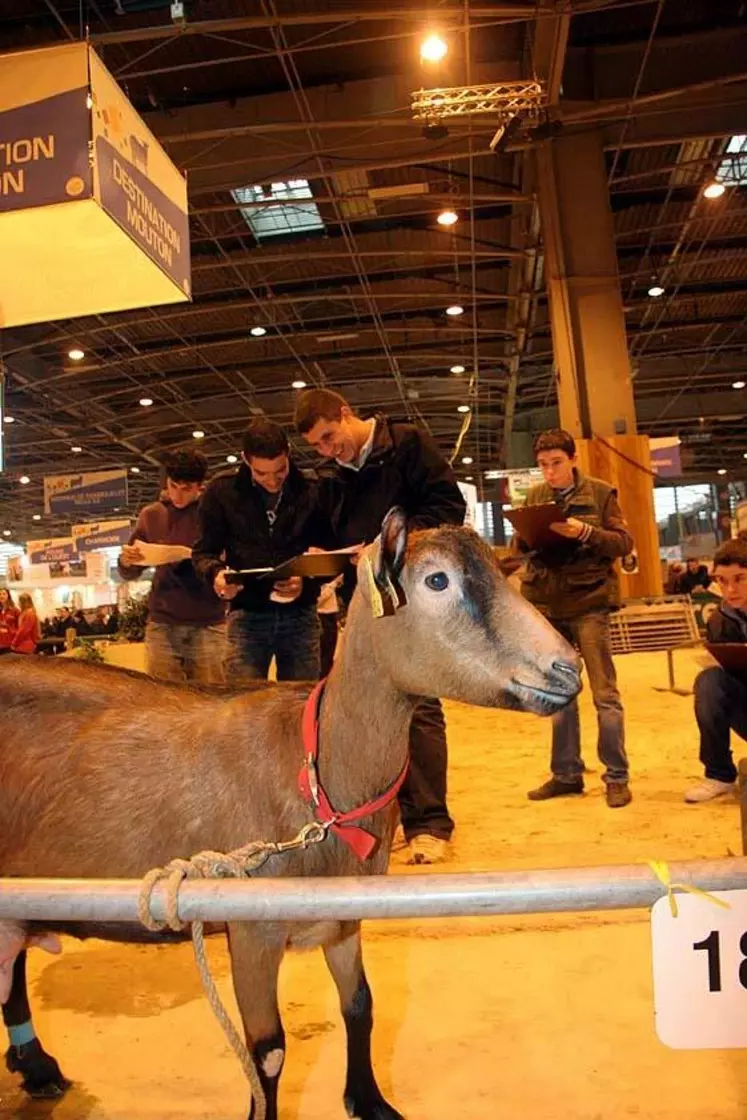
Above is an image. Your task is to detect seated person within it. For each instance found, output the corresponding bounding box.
[676,557,711,596]
[686,539,747,803]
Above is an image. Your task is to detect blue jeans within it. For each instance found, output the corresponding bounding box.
[226,604,320,683]
[145,621,226,685]
[550,612,628,783]
[694,666,747,783]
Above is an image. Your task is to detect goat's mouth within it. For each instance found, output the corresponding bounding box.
[509,677,576,715]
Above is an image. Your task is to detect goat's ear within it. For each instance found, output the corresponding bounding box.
[376,506,407,585]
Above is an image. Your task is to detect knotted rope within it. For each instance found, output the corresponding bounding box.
[137,822,330,1120]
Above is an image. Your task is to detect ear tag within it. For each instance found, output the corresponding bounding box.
[383,573,407,610]
[362,556,385,619]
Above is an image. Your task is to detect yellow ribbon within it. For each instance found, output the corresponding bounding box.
[648,860,732,918]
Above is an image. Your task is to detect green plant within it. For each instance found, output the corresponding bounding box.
[118,593,149,643]
[75,639,105,664]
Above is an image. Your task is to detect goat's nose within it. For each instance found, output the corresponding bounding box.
[552,658,582,692]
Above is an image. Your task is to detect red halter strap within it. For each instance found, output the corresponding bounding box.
[298,679,409,861]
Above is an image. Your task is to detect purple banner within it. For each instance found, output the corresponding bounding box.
[651,439,682,478]
[96,136,190,292]
[0,87,91,214]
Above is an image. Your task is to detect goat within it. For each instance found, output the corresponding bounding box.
[0,511,580,1119]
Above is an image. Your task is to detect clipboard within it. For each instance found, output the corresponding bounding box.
[503,503,568,549]
[224,548,358,585]
[705,643,747,673]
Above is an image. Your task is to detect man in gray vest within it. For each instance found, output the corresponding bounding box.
[515,429,634,808]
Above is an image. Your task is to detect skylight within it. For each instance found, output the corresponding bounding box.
[716,135,747,186]
[231,179,324,240]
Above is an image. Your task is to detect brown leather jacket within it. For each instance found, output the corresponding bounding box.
[516,472,634,621]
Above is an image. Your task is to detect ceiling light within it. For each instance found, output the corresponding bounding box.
[139,397,153,407]
[647,284,665,298]
[291,379,307,390]
[703,180,726,200]
[457,404,470,413]
[192,430,205,439]
[19,475,30,485]
[462,456,473,465]
[71,445,82,453]
[718,468,727,475]
[465,475,473,481]
[437,209,459,228]
[420,33,448,63]
[451,364,466,374]
[130,466,141,474]
[3,415,14,424]
[2,530,10,537]
[446,304,464,317]
[68,347,85,361]
[733,381,746,389]
[32,513,41,520]
[250,326,267,337]
[226,454,238,464]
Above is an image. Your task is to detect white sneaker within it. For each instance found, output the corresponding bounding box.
[406,834,450,865]
[684,778,737,803]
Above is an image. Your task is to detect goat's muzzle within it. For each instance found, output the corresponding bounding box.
[509,655,582,716]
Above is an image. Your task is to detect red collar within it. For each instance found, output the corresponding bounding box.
[298,679,409,861]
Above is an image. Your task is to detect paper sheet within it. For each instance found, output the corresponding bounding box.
[132,540,193,566]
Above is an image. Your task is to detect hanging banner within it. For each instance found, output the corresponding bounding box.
[44,469,128,515]
[0,41,190,329]
[457,481,478,529]
[72,518,131,551]
[650,437,682,478]
[27,536,77,564]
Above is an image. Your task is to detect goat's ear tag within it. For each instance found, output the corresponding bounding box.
[362,556,385,618]
[383,574,406,611]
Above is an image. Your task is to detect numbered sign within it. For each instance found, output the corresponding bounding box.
[651,889,747,1049]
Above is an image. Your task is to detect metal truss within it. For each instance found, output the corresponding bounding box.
[411,80,546,123]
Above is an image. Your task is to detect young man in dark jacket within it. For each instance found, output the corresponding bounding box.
[686,539,747,803]
[193,419,329,683]
[515,429,635,808]
[119,450,225,684]
[295,387,466,864]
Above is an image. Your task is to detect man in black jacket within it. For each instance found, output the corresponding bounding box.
[295,388,466,865]
[686,539,747,803]
[193,419,328,682]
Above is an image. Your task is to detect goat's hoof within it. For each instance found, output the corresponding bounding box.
[5,1040,71,1099]
[344,1090,406,1120]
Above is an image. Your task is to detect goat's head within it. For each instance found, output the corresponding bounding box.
[358,508,581,716]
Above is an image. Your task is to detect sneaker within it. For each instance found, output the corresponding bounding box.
[606,780,632,808]
[684,778,737,804]
[407,834,450,865]
[527,777,584,801]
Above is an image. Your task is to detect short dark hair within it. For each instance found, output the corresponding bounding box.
[295,388,350,435]
[163,450,208,484]
[713,539,747,570]
[533,429,577,459]
[243,418,289,460]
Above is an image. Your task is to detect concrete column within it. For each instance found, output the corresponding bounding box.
[535,129,636,439]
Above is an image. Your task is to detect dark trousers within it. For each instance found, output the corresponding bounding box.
[398,697,454,841]
[319,612,339,679]
[226,604,320,683]
[694,666,747,783]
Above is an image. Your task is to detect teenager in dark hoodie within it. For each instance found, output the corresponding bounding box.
[118,450,225,684]
[686,538,747,803]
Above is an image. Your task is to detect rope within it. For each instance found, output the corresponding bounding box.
[137,822,330,1120]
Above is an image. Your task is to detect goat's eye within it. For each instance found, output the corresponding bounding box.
[425,572,449,592]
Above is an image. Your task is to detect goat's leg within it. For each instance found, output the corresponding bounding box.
[227,923,286,1120]
[2,950,70,1099]
[324,925,405,1120]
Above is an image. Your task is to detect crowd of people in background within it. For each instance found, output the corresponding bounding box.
[0,592,120,657]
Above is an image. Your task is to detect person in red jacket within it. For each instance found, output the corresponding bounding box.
[0,588,19,654]
[11,593,40,654]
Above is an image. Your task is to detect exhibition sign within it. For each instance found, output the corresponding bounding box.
[43,470,128,515]
[0,41,190,328]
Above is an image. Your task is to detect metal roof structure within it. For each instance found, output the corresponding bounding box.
[1,0,746,538]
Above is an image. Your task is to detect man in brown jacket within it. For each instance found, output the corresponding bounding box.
[515,429,634,808]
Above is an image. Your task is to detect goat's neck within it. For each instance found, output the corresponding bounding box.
[318,596,413,809]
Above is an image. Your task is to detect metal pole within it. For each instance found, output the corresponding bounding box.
[0,860,744,924]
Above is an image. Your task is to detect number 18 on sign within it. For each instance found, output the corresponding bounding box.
[651,889,747,1049]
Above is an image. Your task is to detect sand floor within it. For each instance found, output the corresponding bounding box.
[2,649,746,1120]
